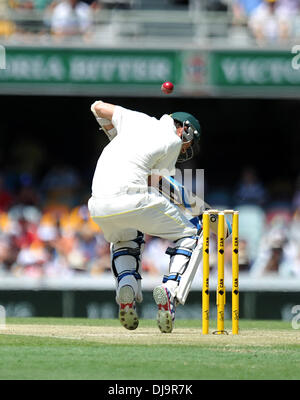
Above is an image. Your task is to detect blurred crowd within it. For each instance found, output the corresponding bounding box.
[0,0,299,45]
[0,166,173,279]
[232,0,299,45]
[1,164,300,279]
[206,166,300,278]
[0,0,132,40]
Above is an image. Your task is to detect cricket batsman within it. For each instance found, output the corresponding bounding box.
[88,100,207,333]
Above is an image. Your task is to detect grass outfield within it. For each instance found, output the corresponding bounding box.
[0,318,299,380]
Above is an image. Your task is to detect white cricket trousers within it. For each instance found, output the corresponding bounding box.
[88,188,197,243]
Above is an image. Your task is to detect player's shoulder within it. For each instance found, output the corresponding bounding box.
[159,114,173,124]
[158,114,176,133]
[115,105,155,121]
[159,115,180,141]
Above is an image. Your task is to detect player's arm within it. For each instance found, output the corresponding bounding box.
[91,100,117,141]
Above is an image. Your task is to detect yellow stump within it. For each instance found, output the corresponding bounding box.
[202,212,210,334]
[232,211,239,335]
[217,212,226,334]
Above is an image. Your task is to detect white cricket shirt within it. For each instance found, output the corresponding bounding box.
[91,106,182,198]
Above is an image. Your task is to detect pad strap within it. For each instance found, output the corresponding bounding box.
[112,247,141,278]
[118,271,142,283]
[166,247,193,258]
[113,248,140,259]
[133,231,145,246]
[163,273,181,284]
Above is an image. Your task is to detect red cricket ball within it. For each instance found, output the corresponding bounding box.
[161,81,174,94]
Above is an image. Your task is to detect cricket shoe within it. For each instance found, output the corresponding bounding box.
[153,285,176,333]
[118,285,139,331]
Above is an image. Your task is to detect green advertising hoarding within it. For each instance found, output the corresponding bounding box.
[209,50,300,87]
[0,46,300,96]
[0,46,181,95]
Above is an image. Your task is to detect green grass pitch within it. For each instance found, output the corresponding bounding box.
[0,318,299,380]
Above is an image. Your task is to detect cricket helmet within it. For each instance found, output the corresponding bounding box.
[171,112,201,163]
